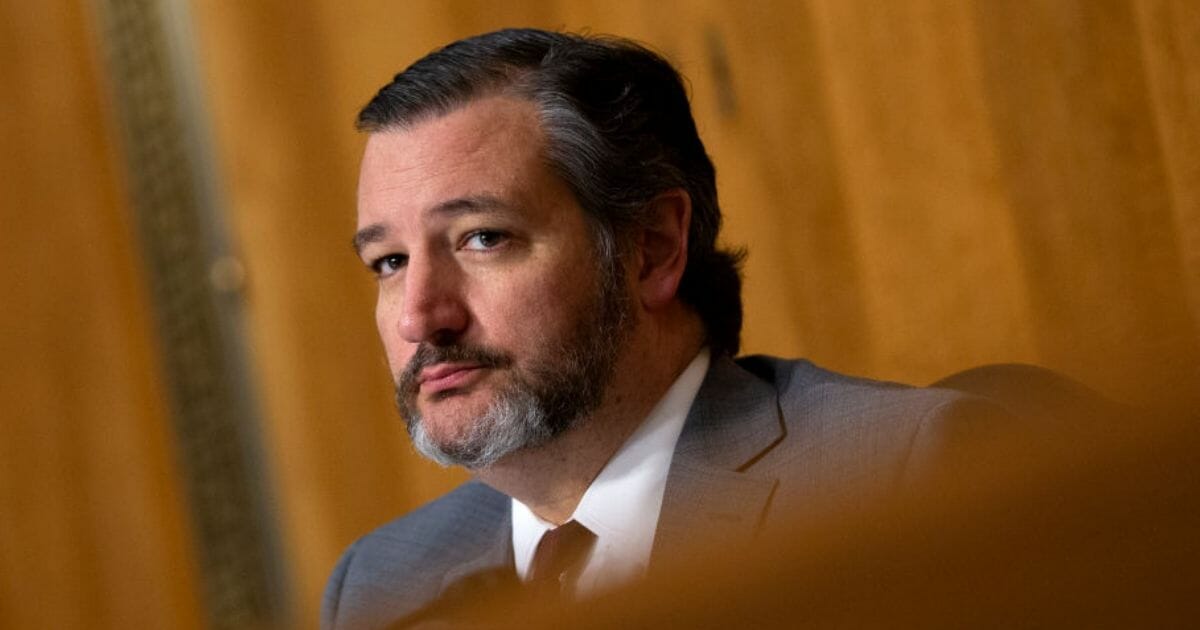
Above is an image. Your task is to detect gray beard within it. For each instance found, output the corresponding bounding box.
[395,262,631,469]
[406,372,555,469]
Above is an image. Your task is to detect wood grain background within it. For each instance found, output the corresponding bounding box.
[3,1,1196,627]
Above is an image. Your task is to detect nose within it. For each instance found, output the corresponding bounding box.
[394,255,469,345]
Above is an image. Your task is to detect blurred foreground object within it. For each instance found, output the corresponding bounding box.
[414,372,1197,628]
[559,392,1198,627]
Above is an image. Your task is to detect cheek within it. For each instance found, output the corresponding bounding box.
[374,296,408,370]
[472,263,595,341]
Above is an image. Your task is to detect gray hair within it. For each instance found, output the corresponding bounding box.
[358,28,745,355]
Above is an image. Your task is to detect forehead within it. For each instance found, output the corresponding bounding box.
[356,96,551,229]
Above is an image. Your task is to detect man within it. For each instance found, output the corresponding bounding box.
[324,28,1000,629]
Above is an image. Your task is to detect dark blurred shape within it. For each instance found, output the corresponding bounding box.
[386,566,520,629]
[90,0,288,627]
[932,363,1126,423]
[424,367,1198,628]
[542,393,1199,628]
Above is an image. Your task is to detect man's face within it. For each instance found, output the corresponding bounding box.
[355,96,631,468]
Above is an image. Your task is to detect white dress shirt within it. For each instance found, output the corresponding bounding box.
[511,349,710,597]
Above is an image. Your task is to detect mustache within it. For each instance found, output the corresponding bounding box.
[396,342,514,394]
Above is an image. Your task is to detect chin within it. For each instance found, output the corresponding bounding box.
[415,409,483,444]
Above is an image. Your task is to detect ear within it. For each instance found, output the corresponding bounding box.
[635,188,691,310]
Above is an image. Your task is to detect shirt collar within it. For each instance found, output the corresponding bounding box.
[511,349,710,591]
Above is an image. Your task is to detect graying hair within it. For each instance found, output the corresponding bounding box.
[358,28,745,355]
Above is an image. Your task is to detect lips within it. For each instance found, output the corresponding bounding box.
[417,362,486,395]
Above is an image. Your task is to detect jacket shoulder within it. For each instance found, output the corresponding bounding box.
[734,354,1009,492]
[737,354,988,421]
[321,481,509,629]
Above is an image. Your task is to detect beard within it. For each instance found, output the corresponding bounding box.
[394,258,632,469]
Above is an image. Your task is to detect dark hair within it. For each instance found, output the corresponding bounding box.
[358,28,745,356]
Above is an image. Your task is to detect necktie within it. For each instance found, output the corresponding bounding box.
[527,520,596,599]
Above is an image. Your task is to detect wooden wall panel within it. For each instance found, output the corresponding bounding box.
[0,1,204,628]
[690,1,876,372]
[972,0,1200,403]
[1133,0,1200,364]
[803,1,1038,380]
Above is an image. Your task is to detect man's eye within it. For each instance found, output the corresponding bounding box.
[370,254,407,278]
[462,230,507,251]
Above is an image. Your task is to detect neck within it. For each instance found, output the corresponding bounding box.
[475,313,705,524]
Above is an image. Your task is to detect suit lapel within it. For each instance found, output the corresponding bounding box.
[653,355,785,562]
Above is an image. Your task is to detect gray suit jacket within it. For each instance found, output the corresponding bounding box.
[322,355,1002,629]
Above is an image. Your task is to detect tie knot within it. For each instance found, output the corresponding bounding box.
[528,520,596,596]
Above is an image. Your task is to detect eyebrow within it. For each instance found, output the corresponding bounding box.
[352,195,510,256]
